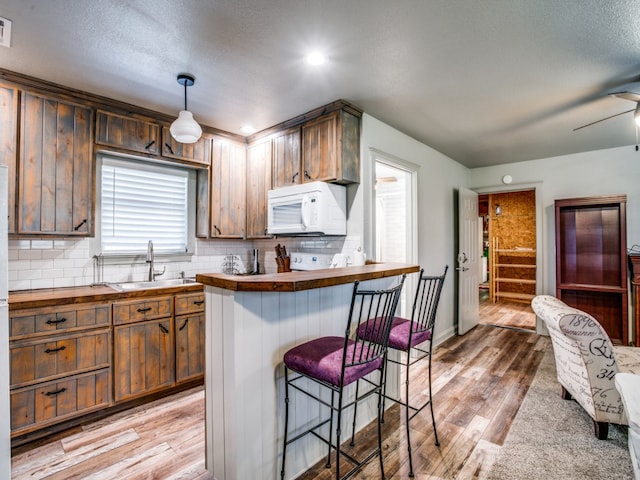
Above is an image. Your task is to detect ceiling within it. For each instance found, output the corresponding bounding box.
[2,0,640,168]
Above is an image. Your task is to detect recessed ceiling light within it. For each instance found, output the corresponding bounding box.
[305,51,326,66]
[241,125,257,134]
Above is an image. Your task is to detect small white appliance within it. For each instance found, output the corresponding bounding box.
[290,252,334,271]
[267,181,347,236]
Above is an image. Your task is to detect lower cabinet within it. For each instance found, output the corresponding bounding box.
[9,289,205,439]
[9,302,112,437]
[113,317,175,402]
[175,292,205,383]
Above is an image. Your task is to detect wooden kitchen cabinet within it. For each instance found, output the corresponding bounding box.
[19,92,94,235]
[555,195,628,345]
[210,136,246,238]
[9,302,112,437]
[301,108,360,184]
[0,84,18,233]
[272,127,301,188]
[246,138,272,238]
[175,292,205,383]
[161,126,211,166]
[113,296,175,401]
[95,109,160,155]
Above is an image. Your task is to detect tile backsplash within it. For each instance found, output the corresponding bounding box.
[8,236,362,292]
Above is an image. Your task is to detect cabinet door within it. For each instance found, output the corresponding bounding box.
[246,139,272,238]
[175,313,205,383]
[272,128,301,188]
[19,92,93,235]
[95,110,159,155]
[0,85,17,233]
[113,318,174,402]
[210,137,246,238]
[302,112,337,183]
[161,127,211,165]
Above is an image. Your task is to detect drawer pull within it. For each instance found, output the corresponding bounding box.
[45,346,66,354]
[137,307,152,313]
[193,300,204,306]
[159,323,169,334]
[74,219,87,231]
[45,387,67,397]
[179,319,189,331]
[164,142,174,155]
[144,140,156,150]
[46,317,67,325]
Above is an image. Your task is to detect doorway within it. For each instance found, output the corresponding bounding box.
[478,190,537,331]
[373,153,417,315]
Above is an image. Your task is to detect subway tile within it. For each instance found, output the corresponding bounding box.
[18,249,42,261]
[9,280,32,292]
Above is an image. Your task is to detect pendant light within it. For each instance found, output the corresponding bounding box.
[170,73,202,144]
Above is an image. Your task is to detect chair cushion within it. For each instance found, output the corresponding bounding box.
[357,317,432,351]
[614,346,640,375]
[284,336,383,387]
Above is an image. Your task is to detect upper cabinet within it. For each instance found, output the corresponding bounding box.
[161,126,211,166]
[272,127,301,188]
[210,137,246,238]
[301,108,360,185]
[19,92,94,236]
[0,85,18,234]
[95,110,160,155]
[246,139,272,238]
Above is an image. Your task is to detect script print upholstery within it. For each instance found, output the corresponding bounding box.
[532,295,640,428]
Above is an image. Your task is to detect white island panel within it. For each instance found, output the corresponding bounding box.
[204,277,400,480]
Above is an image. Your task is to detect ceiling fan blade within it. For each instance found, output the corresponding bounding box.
[610,91,640,102]
[573,108,635,131]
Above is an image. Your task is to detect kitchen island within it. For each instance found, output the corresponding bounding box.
[196,263,418,480]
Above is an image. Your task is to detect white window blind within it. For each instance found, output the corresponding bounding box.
[101,158,189,254]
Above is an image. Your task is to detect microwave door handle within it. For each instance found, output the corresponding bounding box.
[301,196,309,229]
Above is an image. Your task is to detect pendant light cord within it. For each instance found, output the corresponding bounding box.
[184,80,188,111]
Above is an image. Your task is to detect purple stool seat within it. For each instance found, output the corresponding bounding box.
[358,316,432,351]
[284,336,384,387]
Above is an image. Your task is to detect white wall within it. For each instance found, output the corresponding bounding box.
[351,114,468,343]
[468,145,640,295]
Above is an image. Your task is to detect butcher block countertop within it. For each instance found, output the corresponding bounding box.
[8,282,204,310]
[195,262,419,292]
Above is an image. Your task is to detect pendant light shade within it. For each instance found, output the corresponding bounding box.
[170,74,202,144]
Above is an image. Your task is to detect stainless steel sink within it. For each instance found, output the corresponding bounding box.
[109,278,198,291]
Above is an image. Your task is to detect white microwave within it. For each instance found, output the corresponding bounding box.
[267,181,347,236]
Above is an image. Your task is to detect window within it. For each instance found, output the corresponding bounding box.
[100,156,191,255]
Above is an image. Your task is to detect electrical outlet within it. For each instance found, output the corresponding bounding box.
[0,17,12,48]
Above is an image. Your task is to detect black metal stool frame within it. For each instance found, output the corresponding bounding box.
[353,266,448,478]
[280,277,405,480]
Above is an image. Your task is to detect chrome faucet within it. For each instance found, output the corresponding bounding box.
[146,240,165,281]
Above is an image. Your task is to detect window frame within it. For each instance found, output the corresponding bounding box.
[91,152,196,264]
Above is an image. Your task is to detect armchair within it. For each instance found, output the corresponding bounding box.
[531,295,640,439]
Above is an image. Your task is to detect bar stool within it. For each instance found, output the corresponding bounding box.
[280,277,405,480]
[356,266,448,478]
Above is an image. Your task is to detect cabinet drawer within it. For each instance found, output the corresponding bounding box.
[175,292,205,315]
[10,303,111,340]
[11,369,111,434]
[11,330,111,388]
[113,296,172,325]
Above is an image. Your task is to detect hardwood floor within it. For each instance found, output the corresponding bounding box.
[12,325,549,480]
[479,289,536,331]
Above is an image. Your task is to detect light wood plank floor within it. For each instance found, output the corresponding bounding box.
[479,289,536,331]
[12,324,548,480]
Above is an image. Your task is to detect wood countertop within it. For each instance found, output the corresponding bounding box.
[8,282,204,310]
[195,262,419,292]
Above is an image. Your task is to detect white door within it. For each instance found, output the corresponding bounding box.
[458,187,480,335]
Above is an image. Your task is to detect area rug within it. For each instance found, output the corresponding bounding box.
[488,347,634,479]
